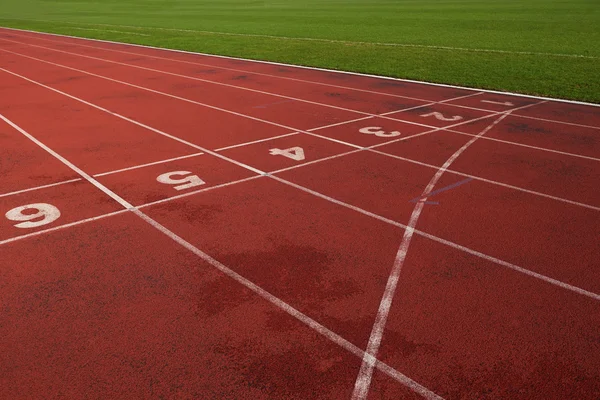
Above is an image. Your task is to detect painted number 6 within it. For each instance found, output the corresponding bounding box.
[5,203,61,229]
[157,171,206,191]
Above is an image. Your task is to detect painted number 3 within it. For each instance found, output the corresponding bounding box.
[359,127,401,138]
[157,171,206,191]
[5,203,61,229]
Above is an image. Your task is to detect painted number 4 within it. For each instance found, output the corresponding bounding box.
[5,203,61,229]
[157,171,206,191]
[269,147,305,161]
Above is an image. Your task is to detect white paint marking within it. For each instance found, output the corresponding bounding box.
[2,25,599,110]
[214,132,300,151]
[359,126,401,138]
[156,171,206,191]
[351,112,513,399]
[94,152,204,176]
[269,146,305,161]
[5,203,61,228]
[0,113,440,400]
[481,100,515,106]
[269,175,600,303]
[0,178,82,198]
[70,27,151,37]
[420,111,463,122]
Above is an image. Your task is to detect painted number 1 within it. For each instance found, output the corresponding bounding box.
[5,203,61,229]
[157,171,206,191]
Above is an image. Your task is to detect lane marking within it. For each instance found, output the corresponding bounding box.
[4,20,597,60]
[2,64,595,212]
[269,175,600,302]
[0,178,82,198]
[7,29,599,132]
[0,112,441,400]
[1,25,599,110]
[94,152,204,176]
[4,41,596,165]
[351,112,513,400]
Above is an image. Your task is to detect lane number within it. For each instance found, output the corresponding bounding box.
[359,126,401,138]
[420,112,463,122]
[5,203,61,229]
[157,171,206,191]
[269,147,305,161]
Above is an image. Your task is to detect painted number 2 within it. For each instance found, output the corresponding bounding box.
[269,147,305,161]
[157,171,206,191]
[5,203,61,229]
[359,127,401,138]
[420,112,463,122]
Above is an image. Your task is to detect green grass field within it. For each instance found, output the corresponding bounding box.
[1,0,599,103]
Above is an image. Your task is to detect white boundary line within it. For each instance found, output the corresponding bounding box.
[3,35,598,164]
[0,178,82,198]
[93,151,204,176]
[0,111,442,400]
[1,61,596,211]
[351,111,513,399]
[6,28,600,133]
[0,25,598,108]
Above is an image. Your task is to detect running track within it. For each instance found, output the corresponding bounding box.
[0,27,599,399]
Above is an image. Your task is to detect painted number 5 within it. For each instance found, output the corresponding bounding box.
[5,203,61,229]
[157,171,206,191]
[359,127,401,138]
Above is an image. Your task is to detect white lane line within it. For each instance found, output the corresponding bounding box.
[12,38,598,164]
[0,178,82,198]
[214,132,300,152]
[0,112,441,400]
[93,152,204,176]
[2,63,595,212]
[369,148,600,212]
[0,113,135,209]
[133,208,442,400]
[7,30,600,132]
[4,43,594,166]
[0,37,495,137]
[445,128,600,162]
[0,209,129,246]
[351,111,513,400]
[269,175,600,302]
[6,20,597,60]
[0,65,267,176]
[2,25,599,109]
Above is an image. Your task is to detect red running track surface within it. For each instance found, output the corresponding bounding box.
[0,27,599,400]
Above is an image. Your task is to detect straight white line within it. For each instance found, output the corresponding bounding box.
[3,42,596,164]
[214,132,300,151]
[0,114,135,209]
[269,175,600,302]
[1,57,597,311]
[5,20,597,60]
[0,209,129,246]
[6,29,600,132]
[0,65,267,176]
[3,63,595,212]
[0,112,441,400]
[444,128,600,162]
[351,111,513,400]
[1,26,598,108]
[12,38,599,164]
[0,178,82,198]
[369,148,600,211]
[93,151,204,177]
